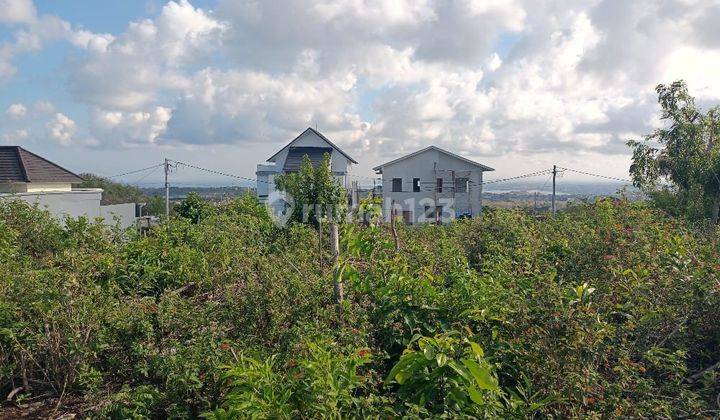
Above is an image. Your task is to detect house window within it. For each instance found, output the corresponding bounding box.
[455,178,468,193]
[436,178,443,193]
[413,178,420,192]
[392,178,403,192]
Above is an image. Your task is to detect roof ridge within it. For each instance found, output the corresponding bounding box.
[16,146,84,182]
[14,146,29,182]
[0,146,85,183]
[266,127,358,164]
[372,145,495,172]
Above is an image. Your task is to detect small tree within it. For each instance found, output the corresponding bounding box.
[224,191,273,222]
[274,153,346,227]
[174,192,215,224]
[628,80,720,226]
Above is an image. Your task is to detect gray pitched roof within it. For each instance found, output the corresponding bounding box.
[267,127,358,164]
[373,145,495,173]
[283,146,333,172]
[0,146,84,183]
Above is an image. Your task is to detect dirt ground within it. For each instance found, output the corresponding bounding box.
[1,395,85,419]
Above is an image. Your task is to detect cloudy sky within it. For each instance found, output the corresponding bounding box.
[1,0,719,185]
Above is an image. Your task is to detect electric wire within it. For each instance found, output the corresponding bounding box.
[107,163,164,179]
[129,165,162,185]
[170,160,267,184]
[105,162,633,191]
[557,166,632,183]
[481,169,553,185]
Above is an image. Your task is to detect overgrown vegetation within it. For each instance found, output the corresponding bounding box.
[629,80,720,227]
[79,173,165,215]
[1,193,718,417]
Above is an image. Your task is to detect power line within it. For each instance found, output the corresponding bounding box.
[129,164,162,185]
[557,166,632,183]
[102,161,632,193]
[108,163,164,179]
[170,160,266,184]
[539,172,553,191]
[481,169,552,185]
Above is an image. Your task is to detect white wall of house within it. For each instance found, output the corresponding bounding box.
[0,183,24,193]
[26,182,73,192]
[1,189,103,221]
[378,148,487,224]
[100,203,139,229]
[0,189,138,229]
[0,182,73,193]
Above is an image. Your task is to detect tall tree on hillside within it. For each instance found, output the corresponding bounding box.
[274,153,346,227]
[628,81,720,226]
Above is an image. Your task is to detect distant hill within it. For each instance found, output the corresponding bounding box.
[140,186,252,201]
[78,173,148,205]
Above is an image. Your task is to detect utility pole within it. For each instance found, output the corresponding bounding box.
[551,165,557,215]
[390,199,400,251]
[330,221,343,304]
[164,158,170,217]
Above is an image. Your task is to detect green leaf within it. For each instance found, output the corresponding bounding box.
[423,346,436,361]
[385,353,423,386]
[448,385,466,403]
[436,353,448,367]
[469,342,484,358]
[468,386,484,405]
[462,359,498,391]
[447,360,473,383]
[395,371,410,385]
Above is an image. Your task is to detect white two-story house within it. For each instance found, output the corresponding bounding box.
[373,146,494,224]
[256,127,357,216]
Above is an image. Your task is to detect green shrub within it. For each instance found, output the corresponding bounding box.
[204,340,372,418]
[0,197,718,417]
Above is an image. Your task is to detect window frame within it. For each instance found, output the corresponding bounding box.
[455,177,468,193]
[392,178,403,192]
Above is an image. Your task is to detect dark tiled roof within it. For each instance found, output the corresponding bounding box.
[267,127,358,164]
[0,147,25,182]
[283,146,333,172]
[0,146,84,183]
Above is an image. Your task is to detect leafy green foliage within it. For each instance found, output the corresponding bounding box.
[78,173,171,217]
[174,192,216,224]
[274,153,346,227]
[385,332,503,416]
[205,340,372,418]
[79,173,148,205]
[628,80,720,226]
[0,197,718,417]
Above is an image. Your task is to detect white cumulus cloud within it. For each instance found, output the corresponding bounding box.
[1,0,720,179]
[6,103,27,118]
[47,113,76,146]
[0,0,37,24]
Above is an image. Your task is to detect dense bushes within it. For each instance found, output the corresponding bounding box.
[0,197,718,417]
